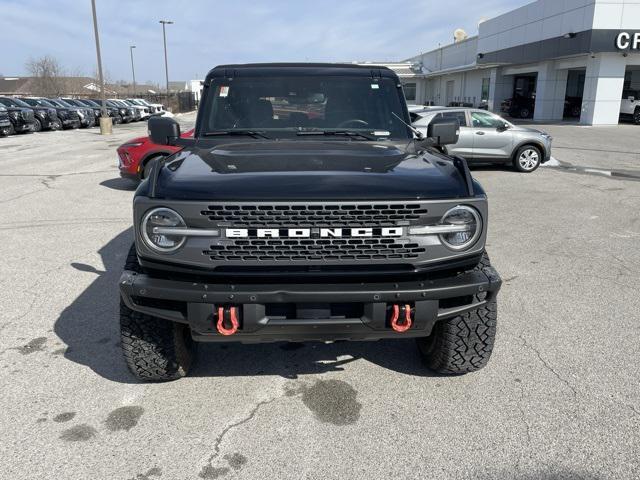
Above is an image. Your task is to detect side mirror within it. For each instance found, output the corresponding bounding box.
[629,96,636,102]
[149,116,181,146]
[497,122,510,132]
[426,118,460,146]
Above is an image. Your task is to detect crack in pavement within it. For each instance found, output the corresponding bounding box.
[199,396,280,477]
[518,335,578,398]
[0,187,50,204]
[0,218,130,231]
[0,169,116,178]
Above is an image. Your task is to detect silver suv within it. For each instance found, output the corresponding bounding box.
[411,107,552,173]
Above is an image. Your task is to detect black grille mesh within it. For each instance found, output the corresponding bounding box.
[203,237,426,262]
[201,203,429,228]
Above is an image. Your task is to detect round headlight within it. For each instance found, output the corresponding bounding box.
[439,206,482,251]
[141,207,186,253]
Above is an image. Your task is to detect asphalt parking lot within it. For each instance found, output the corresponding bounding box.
[0,114,638,480]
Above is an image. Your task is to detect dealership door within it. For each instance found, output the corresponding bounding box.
[510,74,537,118]
[446,81,454,106]
[564,69,585,119]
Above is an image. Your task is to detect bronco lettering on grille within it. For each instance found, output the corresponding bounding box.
[225,227,403,238]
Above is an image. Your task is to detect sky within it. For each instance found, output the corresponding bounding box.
[1,0,529,84]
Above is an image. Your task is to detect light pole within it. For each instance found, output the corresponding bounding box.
[129,45,136,96]
[159,20,173,100]
[91,0,112,134]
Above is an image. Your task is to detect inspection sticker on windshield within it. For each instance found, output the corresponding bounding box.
[219,86,229,97]
[370,84,380,89]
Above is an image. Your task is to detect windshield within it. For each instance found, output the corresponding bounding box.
[200,75,410,139]
[54,99,75,108]
[22,98,52,108]
[47,99,66,108]
[10,98,31,108]
[0,98,16,107]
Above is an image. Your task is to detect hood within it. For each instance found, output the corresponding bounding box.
[151,140,473,201]
[510,125,545,135]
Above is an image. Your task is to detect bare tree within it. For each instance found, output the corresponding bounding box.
[25,55,66,97]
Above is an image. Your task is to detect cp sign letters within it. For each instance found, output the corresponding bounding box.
[616,32,640,50]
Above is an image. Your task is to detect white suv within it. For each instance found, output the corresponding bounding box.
[620,89,640,124]
[128,98,166,116]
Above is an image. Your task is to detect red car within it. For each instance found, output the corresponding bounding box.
[118,129,194,180]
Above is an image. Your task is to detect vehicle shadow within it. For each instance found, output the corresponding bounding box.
[468,164,520,174]
[100,177,138,191]
[55,229,441,384]
[54,228,139,383]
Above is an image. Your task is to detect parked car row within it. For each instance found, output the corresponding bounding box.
[0,97,166,137]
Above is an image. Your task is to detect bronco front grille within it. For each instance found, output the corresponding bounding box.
[197,202,435,264]
[203,237,427,262]
[201,203,430,228]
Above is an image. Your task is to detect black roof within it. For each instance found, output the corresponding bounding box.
[205,63,398,82]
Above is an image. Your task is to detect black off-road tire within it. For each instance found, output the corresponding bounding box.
[120,244,195,381]
[417,253,497,374]
[633,108,640,125]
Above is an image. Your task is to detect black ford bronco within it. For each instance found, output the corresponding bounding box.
[119,63,502,381]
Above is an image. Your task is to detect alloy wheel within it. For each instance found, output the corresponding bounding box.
[518,149,540,171]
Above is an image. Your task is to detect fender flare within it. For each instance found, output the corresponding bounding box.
[139,150,172,179]
[512,140,546,163]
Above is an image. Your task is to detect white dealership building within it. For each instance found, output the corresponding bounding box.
[373,0,640,125]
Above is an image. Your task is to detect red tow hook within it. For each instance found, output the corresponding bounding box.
[390,304,413,333]
[216,306,240,336]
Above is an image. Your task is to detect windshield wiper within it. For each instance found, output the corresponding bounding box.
[296,130,376,141]
[203,129,270,139]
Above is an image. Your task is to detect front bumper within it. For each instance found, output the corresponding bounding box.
[61,118,81,128]
[38,113,61,130]
[11,119,34,132]
[119,266,502,343]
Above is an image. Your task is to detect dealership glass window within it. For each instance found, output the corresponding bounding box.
[403,83,417,101]
[481,78,490,102]
[471,111,504,128]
